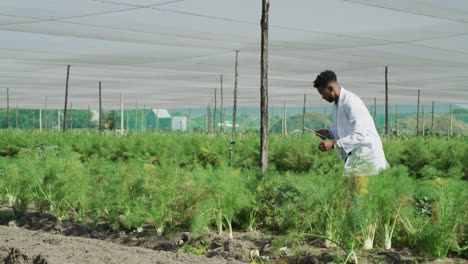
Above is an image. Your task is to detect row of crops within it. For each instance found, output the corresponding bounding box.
[0,130,466,260]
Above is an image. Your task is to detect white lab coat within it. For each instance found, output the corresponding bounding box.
[328,87,389,176]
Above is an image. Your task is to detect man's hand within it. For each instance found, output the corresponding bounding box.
[318,140,336,152]
[315,129,331,139]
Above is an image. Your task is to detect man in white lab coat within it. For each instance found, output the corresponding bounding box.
[313,71,389,250]
[314,70,389,178]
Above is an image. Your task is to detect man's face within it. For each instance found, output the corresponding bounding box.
[317,84,335,103]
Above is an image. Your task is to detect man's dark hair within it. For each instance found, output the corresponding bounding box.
[313,70,337,89]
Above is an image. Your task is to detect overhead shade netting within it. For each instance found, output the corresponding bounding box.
[0,0,467,110]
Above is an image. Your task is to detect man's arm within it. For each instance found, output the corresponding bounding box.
[319,140,337,152]
[315,129,331,139]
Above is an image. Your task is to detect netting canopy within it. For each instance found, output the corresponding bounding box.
[1,0,468,110]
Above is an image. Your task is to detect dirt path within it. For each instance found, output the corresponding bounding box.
[1,209,466,264]
[0,226,244,264]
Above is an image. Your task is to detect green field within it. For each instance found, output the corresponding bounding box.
[0,131,467,261]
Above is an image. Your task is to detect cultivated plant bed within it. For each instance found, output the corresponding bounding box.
[2,207,465,264]
[0,131,467,263]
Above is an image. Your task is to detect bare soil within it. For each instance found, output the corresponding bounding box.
[1,208,466,264]
[0,226,244,264]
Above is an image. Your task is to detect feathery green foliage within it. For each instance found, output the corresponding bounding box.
[0,130,466,260]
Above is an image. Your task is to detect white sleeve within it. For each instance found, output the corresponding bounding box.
[335,98,369,154]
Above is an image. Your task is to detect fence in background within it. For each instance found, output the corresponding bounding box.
[1,103,467,136]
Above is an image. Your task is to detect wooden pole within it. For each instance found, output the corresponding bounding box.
[126,109,129,131]
[15,105,18,129]
[205,105,209,133]
[210,99,213,133]
[232,50,239,137]
[150,107,154,131]
[150,106,156,133]
[63,65,70,132]
[151,109,155,131]
[385,66,389,135]
[260,0,269,171]
[220,75,224,133]
[395,104,398,136]
[156,109,159,132]
[242,112,246,133]
[449,104,453,136]
[431,101,435,135]
[120,93,124,135]
[302,94,306,135]
[6,88,10,129]
[422,105,425,136]
[39,108,42,131]
[213,88,217,133]
[6,88,10,128]
[416,89,420,135]
[70,102,73,129]
[98,82,102,131]
[211,103,214,133]
[189,111,192,133]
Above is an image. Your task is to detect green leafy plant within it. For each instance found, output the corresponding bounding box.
[0,130,466,262]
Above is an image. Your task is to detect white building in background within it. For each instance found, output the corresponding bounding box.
[152,109,172,119]
[172,116,187,131]
[149,109,172,131]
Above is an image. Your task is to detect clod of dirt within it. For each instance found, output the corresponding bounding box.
[32,255,48,264]
[3,248,49,264]
[376,252,417,264]
[284,251,337,264]
[51,221,93,237]
[175,232,192,245]
[4,248,30,264]
[207,237,256,262]
[297,255,322,264]
[17,212,101,239]
[18,213,56,231]
[139,236,178,251]
[42,237,62,246]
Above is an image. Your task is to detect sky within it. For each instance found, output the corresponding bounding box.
[0,0,467,110]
